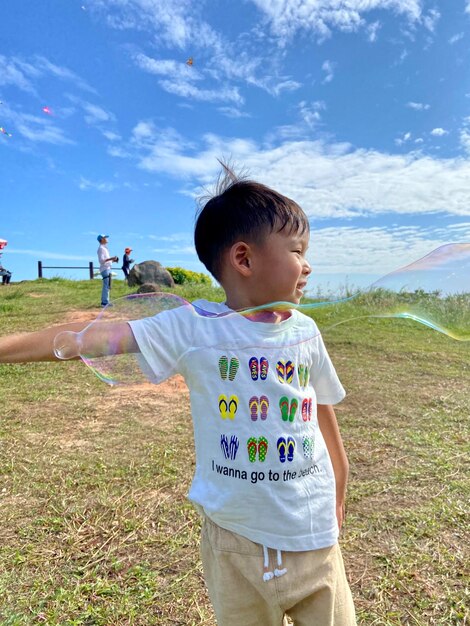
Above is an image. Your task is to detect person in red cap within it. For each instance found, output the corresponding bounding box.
[121,247,134,283]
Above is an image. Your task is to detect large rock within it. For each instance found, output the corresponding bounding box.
[128,261,175,288]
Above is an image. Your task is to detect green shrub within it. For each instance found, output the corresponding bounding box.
[166,266,211,285]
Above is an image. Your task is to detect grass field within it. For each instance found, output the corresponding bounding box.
[0,279,469,625]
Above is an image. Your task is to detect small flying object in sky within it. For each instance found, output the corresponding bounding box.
[0,126,12,137]
[186,57,193,66]
[42,106,53,115]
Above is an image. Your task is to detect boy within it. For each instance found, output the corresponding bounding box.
[0,172,355,625]
[96,234,118,306]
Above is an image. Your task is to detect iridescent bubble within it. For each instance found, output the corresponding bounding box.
[53,243,470,386]
[311,242,470,341]
[54,293,193,385]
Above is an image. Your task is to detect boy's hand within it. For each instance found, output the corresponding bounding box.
[112,256,119,262]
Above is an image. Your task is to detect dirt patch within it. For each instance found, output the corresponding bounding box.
[62,310,101,325]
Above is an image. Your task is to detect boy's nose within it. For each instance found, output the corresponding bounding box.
[303,260,312,275]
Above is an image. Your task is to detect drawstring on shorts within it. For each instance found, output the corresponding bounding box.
[262,545,287,581]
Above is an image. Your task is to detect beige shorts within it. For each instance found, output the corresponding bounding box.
[200,515,356,626]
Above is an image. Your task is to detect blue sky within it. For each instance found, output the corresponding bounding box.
[1,0,470,295]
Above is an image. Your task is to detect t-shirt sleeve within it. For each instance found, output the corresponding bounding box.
[128,308,193,383]
[312,334,346,405]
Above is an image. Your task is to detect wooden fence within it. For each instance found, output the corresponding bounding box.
[38,261,95,280]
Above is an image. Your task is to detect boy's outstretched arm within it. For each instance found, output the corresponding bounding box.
[0,322,138,363]
[317,404,349,530]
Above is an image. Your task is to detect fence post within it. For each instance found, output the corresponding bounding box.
[89,262,94,280]
[38,261,43,279]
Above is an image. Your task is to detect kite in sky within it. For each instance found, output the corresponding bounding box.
[186,57,193,66]
[42,106,53,115]
[0,127,12,137]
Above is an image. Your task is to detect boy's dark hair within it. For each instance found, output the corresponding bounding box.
[194,165,309,281]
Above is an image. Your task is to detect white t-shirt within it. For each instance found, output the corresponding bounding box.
[129,299,346,552]
[97,244,112,272]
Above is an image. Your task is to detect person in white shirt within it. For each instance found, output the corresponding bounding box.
[96,234,118,306]
[0,168,355,625]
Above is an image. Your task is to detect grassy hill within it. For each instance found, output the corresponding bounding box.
[0,279,468,625]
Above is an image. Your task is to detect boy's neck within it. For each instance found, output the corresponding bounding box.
[224,292,292,323]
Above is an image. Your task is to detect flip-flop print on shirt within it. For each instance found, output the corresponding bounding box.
[228,357,239,381]
[260,357,269,380]
[259,395,269,420]
[218,355,228,380]
[287,436,296,462]
[285,361,294,384]
[218,394,229,419]
[289,398,298,422]
[258,437,268,462]
[249,396,259,421]
[220,434,240,460]
[276,360,285,383]
[277,437,287,463]
[302,436,315,459]
[247,437,258,463]
[228,395,238,419]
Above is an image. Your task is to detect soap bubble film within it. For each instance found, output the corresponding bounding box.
[53,243,470,386]
[313,243,470,340]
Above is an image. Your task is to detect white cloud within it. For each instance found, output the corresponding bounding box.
[321,60,336,83]
[407,101,430,111]
[134,53,201,81]
[422,8,440,32]
[395,131,412,146]
[459,117,470,154]
[366,20,381,42]
[159,79,244,105]
[0,55,36,93]
[217,106,251,119]
[149,232,192,242]
[466,1,470,14]
[430,128,448,137]
[248,0,423,41]
[308,225,454,277]
[79,177,118,192]
[0,55,95,96]
[152,246,196,255]
[8,249,91,261]
[108,145,130,158]
[34,56,95,93]
[123,129,470,218]
[102,130,121,141]
[298,100,325,128]
[16,120,74,145]
[449,32,464,44]
[460,129,470,154]
[82,102,115,125]
[66,95,117,133]
[92,0,220,50]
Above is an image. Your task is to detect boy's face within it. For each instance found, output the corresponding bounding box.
[250,229,311,305]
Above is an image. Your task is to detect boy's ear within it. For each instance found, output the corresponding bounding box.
[229,241,253,277]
